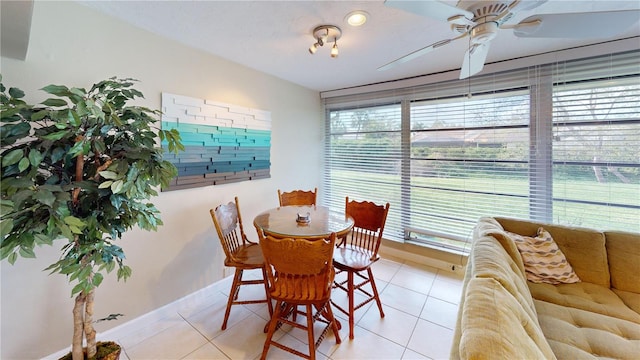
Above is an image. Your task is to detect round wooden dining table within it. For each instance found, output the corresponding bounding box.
[253,205,354,239]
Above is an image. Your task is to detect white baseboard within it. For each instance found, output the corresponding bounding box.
[379,246,466,276]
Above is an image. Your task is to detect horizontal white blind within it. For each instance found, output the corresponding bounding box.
[408,91,530,243]
[551,76,640,232]
[323,103,405,240]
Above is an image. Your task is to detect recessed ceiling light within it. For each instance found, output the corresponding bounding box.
[346,10,368,27]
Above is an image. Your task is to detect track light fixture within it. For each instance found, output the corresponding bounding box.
[308,25,342,58]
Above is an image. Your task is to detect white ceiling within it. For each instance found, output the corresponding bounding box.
[77,0,640,92]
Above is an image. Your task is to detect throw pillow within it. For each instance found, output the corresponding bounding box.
[509,227,581,285]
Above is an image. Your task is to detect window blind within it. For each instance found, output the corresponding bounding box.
[322,49,640,252]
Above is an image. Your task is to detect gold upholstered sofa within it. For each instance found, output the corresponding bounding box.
[451,217,640,359]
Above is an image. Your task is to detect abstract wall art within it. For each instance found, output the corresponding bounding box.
[161,93,271,191]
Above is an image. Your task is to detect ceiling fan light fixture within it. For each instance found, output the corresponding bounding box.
[346,10,369,27]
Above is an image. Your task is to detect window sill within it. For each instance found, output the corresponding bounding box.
[379,238,468,275]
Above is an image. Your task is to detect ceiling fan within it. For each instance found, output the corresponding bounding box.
[379,0,640,79]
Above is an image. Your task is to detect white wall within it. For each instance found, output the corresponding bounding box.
[0,2,323,358]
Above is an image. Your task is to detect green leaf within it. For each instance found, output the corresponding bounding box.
[64,216,86,229]
[110,180,124,194]
[34,189,56,207]
[104,260,115,273]
[8,252,18,265]
[93,273,104,287]
[67,109,81,127]
[41,98,68,107]
[1,122,31,143]
[8,87,25,99]
[1,149,23,167]
[99,171,119,180]
[17,157,30,172]
[28,149,43,166]
[71,283,85,296]
[68,140,85,157]
[69,87,86,98]
[117,265,132,281]
[31,110,49,121]
[50,147,66,163]
[78,266,92,281]
[34,233,53,246]
[41,84,70,96]
[18,247,36,259]
[40,130,70,141]
[98,180,113,189]
[0,219,13,237]
[69,225,83,234]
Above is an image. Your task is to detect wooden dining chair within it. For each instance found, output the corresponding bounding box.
[277,187,317,206]
[258,232,341,360]
[331,197,390,339]
[209,197,273,330]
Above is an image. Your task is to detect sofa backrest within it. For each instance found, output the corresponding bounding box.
[496,217,610,287]
[471,218,538,319]
[604,230,640,293]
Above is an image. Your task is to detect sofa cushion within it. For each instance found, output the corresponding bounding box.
[497,217,610,287]
[535,299,640,359]
[509,227,580,285]
[459,277,556,360]
[529,282,640,324]
[605,230,640,293]
[613,289,640,316]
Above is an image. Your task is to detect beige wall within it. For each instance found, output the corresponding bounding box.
[0,2,323,358]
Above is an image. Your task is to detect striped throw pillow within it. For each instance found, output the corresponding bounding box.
[509,227,581,285]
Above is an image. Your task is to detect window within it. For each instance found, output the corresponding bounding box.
[552,77,640,230]
[323,104,404,240]
[322,50,640,253]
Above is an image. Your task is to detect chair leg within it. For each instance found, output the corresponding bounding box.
[222,268,243,330]
[306,304,316,360]
[326,302,342,345]
[367,268,385,318]
[347,271,355,340]
[261,300,283,360]
[261,266,273,316]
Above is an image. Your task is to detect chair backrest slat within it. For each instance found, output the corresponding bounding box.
[259,232,336,301]
[210,197,249,261]
[343,197,390,257]
[278,188,317,206]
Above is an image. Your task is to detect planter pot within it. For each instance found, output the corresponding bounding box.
[59,341,121,360]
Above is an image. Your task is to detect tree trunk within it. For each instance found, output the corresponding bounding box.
[72,293,86,360]
[85,288,97,358]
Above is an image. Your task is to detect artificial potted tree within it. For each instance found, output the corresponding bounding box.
[0,76,183,359]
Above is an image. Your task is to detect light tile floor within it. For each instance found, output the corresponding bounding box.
[113,256,463,360]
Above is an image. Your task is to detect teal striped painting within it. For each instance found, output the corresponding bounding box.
[161,93,271,191]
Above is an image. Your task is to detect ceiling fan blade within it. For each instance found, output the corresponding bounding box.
[509,0,548,13]
[378,33,467,72]
[513,10,640,38]
[460,42,490,79]
[384,0,473,22]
